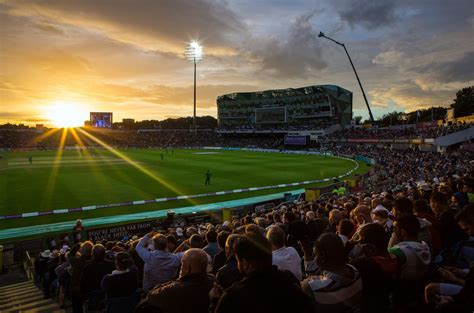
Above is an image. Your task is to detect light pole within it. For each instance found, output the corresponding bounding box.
[318,32,375,124]
[184,41,204,132]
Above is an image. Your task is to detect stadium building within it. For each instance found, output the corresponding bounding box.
[217,85,352,134]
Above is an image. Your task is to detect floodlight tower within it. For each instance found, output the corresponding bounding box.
[318,32,375,124]
[184,41,204,132]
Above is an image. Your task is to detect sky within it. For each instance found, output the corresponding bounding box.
[0,0,473,126]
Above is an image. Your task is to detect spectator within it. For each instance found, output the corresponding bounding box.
[144,249,215,313]
[371,206,393,234]
[389,197,433,250]
[69,241,94,313]
[213,234,312,313]
[101,252,139,299]
[136,232,181,292]
[73,219,84,244]
[431,191,466,249]
[266,225,302,280]
[81,244,114,307]
[389,214,431,280]
[414,199,442,255]
[212,231,229,273]
[203,229,219,261]
[351,223,397,313]
[325,209,343,233]
[283,211,308,255]
[216,234,242,289]
[301,233,363,312]
[336,219,354,245]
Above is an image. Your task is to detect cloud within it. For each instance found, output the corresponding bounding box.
[368,81,459,112]
[417,52,474,84]
[80,83,258,109]
[337,0,397,29]
[1,0,473,124]
[2,0,244,56]
[247,12,327,79]
[34,21,64,35]
[372,50,404,67]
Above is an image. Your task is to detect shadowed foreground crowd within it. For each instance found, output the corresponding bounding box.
[33,147,474,313]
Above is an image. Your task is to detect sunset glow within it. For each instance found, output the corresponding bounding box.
[1,1,472,125]
[45,102,89,128]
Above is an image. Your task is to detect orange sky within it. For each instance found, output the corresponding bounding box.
[1,0,473,126]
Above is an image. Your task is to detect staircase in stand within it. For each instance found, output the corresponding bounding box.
[0,281,64,313]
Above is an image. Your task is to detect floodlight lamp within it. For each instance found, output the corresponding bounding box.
[184,41,204,64]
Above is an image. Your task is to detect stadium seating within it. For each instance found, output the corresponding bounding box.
[1,125,473,313]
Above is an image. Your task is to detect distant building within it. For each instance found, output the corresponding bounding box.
[217,85,352,132]
[122,118,135,124]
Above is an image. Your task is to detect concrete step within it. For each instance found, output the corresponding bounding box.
[0,281,31,291]
[0,280,65,313]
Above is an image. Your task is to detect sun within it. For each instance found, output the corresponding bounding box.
[46,102,88,128]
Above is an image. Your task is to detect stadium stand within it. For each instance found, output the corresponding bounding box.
[1,124,474,313]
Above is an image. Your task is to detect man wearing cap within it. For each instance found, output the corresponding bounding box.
[175,228,184,242]
[43,249,60,298]
[371,205,393,234]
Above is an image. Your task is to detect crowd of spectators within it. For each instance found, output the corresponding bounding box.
[1,122,471,151]
[31,144,474,313]
[0,129,283,150]
[326,122,472,141]
[332,146,472,194]
[218,119,335,132]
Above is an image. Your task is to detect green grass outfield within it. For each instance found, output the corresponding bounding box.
[1,148,369,229]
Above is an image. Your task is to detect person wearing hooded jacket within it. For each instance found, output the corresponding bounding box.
[388,197,433,251]
[389,214,431,311]
[389,214,431,280]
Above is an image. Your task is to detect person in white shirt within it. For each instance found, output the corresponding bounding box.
[266,225,302,281]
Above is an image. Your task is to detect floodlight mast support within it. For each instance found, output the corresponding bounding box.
[318,32,375,124]
[185,41,203,133]
[193,59,197,132]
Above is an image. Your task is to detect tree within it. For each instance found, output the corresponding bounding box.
[112,116,218,130]
[451,86,474,118]
[353,116,363,125]
[378,111,405,127]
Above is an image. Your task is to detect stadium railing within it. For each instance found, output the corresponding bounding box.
[23,250,35,281]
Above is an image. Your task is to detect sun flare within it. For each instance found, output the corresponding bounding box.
[46,102,88,128]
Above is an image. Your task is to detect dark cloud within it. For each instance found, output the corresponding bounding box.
[0,112,26,118]
[337,0,397,29]
[24,117,49,123]
[425,52,474,84]
[249,12,327,79]
[35,22,64,35]
[3,0,244,53]
[78,83,257,109]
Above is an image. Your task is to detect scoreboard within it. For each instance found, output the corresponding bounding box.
[90,112,113,128]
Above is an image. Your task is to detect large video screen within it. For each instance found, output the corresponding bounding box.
[255,107,286,123]
[90,112,113,128]
[284,135,307,145]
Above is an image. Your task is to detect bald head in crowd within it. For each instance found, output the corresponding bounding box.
[353,205,372,225]
[329,209,343,225]
[152,234,168,251]
[266,225,286,250]
[179,248,208,278]
[225,234,241,258]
